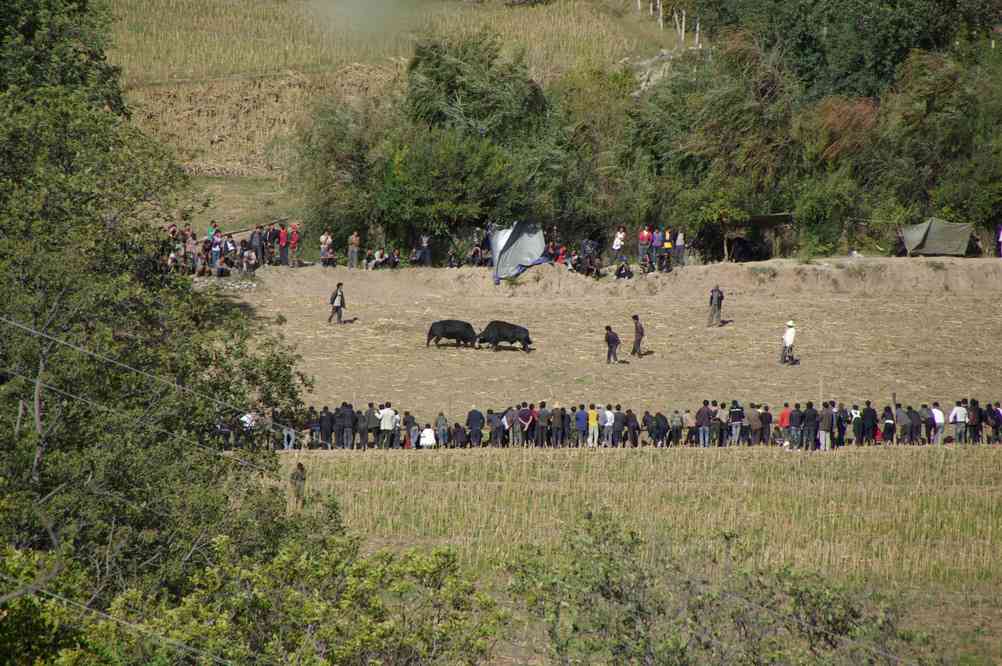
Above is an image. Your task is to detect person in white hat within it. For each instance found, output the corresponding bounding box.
[781,321,797,364]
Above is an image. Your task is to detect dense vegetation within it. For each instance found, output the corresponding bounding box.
[296,0,1002,259]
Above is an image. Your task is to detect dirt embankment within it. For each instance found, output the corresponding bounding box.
[371,257,1002,301]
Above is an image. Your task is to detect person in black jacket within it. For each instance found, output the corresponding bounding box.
[788,403,804,449]
[612,405,626,447]
[625,409,640,448]
[801,401,819,451]
[760,405,773,446]
[466,407,485,447]
[354,406,367,450]
[319,406,335,450]
[605,326,621,364]
[861,400,878,444]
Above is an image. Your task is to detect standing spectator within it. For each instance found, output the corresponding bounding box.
[894,404,909,445]
[788,403,803,449]
[630,315,644,357]
[250,225,264,267]
[612,405,626,447]
[674,228,686,267]
[378,402,396,449]
[348,231,361,269]
[289,224,301,267]
[612,225,627,263]
[862,400,878,444]
[488,409,502,447]
[708,286,724,327]
[802,401,819,451]
[696,400,712,448]
[760,405,773,446]
[319,405,334,450]
[328,282,346,325]
[728,400,745,446]
[266,223,279,264]
[517,403,533,447]
[920,404,933,444]
[834,403,848,447]
[467,406,485,447]
[778,403,791,445]
[290,463,306,510]
[651,227,664,268]
[748,403,762,445]
[341,402,355,450]
[587,404,600,447]
[625,409,640,448]
[435,412,449,448]
[363,403,378,449]
[536,402,550,447]
[881,406,896,444]
[278,223,289,266]
[637,225,652,263]
[819,402,834,451]
[602,404,615,447]
[320,229,334,267]
[575,404,587,447]
[605,325,621,364]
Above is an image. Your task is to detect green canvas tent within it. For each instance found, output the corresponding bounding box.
[901,218,972,256]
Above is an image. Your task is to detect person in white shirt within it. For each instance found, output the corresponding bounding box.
[931,402,946,445]
[378,402,397,449]
[419,424,437,449]
[948,400,967,444]
[674,230,686,267]
[612,225,626,262]
[603,405,615,446]
[781,321,797,364]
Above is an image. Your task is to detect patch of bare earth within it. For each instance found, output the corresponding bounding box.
[241,257,1002,422]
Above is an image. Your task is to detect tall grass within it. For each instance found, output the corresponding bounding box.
[284,447,1002,596]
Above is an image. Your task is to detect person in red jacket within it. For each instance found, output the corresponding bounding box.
[778,403,792,446]
[278,223,289,265]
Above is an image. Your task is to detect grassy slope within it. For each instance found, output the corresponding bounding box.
[282,447,1002,662]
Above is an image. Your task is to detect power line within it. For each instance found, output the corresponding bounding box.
[0,314,298,438]
[0,572,237,665]
[3,367,281,481]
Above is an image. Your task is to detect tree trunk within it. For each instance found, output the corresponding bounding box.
[15,399,25,438]
[680,10,686,46]
[30,359,47,484]
[695,17,701,48]
[637,0,642,12]
[658,0,664,30]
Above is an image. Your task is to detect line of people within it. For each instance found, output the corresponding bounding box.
[224,397,1002,451]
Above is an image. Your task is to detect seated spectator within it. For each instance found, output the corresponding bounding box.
[447,250,461,268]
[363,249,374,269]
[615,261,634,280]
[215,255,233,278]
[409,247,421,265]
[419,424,437,449]
[241,240,257,275]
[543,242,558,262]
[467,245,482,266]
[556,246,567,265]
[640,254,655,274]
[386,248,401,269]
[368,248,385,270]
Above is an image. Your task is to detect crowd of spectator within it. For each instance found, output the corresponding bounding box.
[221,397,1002,452]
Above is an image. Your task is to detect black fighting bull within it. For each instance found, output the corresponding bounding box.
[477,320,532,352]
[427,320,478,347]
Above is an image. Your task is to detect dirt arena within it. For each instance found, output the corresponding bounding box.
[239,257,1002,422]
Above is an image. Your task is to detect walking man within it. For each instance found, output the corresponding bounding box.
[630,314,644,357]
[781,320,796,364]
[708,285,724,327]
[605,325,621,364]
[328,282,346,324]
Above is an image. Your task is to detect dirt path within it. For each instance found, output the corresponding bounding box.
[240,257,1002,424]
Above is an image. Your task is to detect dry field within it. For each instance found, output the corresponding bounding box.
[110,0,674,175]
[242,258,1002,658]
[243,257,1002,421]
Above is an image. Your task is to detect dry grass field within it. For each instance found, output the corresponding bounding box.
[110,0,674,175]
[243,258,1002,420]
[235,256,1002,660]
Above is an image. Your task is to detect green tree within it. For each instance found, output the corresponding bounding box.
[1,0,125,113]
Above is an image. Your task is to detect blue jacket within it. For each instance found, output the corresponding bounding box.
[575,409,588,432]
